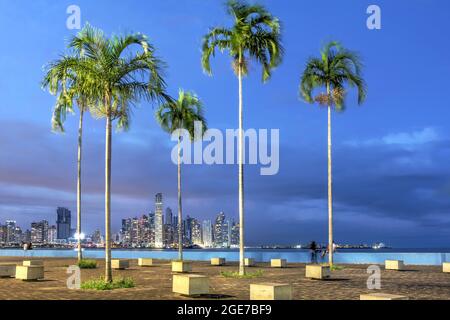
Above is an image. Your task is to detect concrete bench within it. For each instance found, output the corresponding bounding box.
[15,266,44,281]
[23,260,43,267]
[138,258,154,267]
[111,259,130,270]
[0,264,17,278]
[173,274,209,296]
[172,261,192,273]
[360,293,408,300]
[385,260,405,271]
[245,258,256,267]
[250,283,292,300]
[443,262,450,273]
[271,259,287,268]
[211,258,226,266]
[305,265,331,280]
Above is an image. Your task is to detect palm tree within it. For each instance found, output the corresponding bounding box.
[68,25,170,282]
[201,0,283,276]
[156,89,207,261]
[300,41,367,266]
[42,55,97,262]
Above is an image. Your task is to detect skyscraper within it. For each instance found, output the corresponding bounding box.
[5,220,17,243]
[154,193,164,248]
[191,218,202,246]
[47,225,57,243]
[214,212,227,248]
[202,220,213,248]
[56,207,71,240]
[165,208,173,226]
[31,220,49,243]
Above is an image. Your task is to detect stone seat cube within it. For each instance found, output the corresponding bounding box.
[271,259,287,268]
[111,259,130,270]
[250,283,292,300]
[0,264,17,278]
[138,258,154,267]
[360,293,408,300]
[385,260,405,271]
[305,265,331,280]
[443,262,450,273]
[211,258,226,266]
[23,260,43,267]
[245,258,256,267]
[15,266,44,281]
[172,261,192,273]
[173,274,209,296]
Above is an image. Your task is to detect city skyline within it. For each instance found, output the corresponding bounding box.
[0,0,449,247]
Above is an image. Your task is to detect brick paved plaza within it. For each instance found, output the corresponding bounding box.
[0,257,449,300]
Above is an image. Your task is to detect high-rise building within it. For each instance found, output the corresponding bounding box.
[31,220,49,243]
[0,224,7,243]
[91,229,103,245]
[191,218,202,246]
[5,220,17,243]
[202,220,213,247]
[165,208,173,226]
[230,221,240,246]
[154,193,164,248]
[213,212,227,248]
[56,207,71,240]
[47,225,57,243]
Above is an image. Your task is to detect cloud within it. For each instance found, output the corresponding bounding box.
[345,127,441,150]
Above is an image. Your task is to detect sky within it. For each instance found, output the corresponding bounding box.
[0,0,449,247]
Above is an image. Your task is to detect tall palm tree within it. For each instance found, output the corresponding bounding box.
[42,55,97,262]
[68,25,170,282]
[300,41,367,266]
[156,89,207,261]
[202,0,283,276]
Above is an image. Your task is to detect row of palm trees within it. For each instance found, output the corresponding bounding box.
[42,0,366,283]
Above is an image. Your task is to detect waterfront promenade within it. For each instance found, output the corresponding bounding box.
[0,257,449,300]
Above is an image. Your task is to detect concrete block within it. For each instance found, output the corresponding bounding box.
[138,258,154,267]
[305,265,331,280]
[111,259,130,270]
[15,266,44,281]
[250,283,292,300]
[211,258,226,266]
[360,293,408,300]
[172,261,192,273]
[0,264,17,278]
[173,274,209,296]
[385,260,405,271]
[23,260,43,267]
[271,259,287,268]
[245,258,256,267]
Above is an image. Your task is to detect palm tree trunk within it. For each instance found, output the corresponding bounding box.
[177,136,183,261]
[238,57,245,276]
[327,85,334,267]
[104,110,113,283]
[76,108,84,262]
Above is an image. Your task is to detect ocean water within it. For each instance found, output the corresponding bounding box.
[1,248,449,266]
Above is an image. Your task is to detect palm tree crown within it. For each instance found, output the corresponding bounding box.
[202,0,283,81]
[156,89,207,138]
[67,24,171,127]
[300,41,367,109]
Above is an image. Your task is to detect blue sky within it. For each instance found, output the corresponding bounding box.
[0,0,449,247]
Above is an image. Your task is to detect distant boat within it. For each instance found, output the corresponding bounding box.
[372,242,386,250]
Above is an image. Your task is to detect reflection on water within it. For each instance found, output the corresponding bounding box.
[0,248,449,266]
